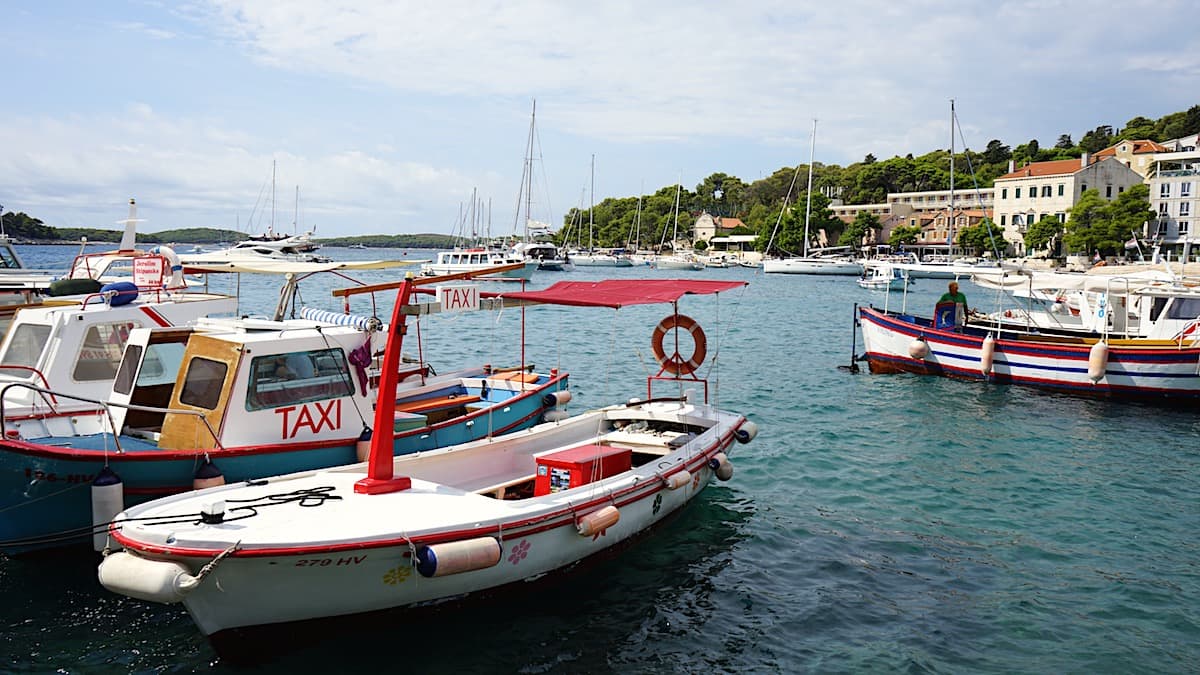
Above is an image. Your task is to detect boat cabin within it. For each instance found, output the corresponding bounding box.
[108,318,384,449]
[0,279,238,438]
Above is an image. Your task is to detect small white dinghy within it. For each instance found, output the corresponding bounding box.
[98,277,757,658]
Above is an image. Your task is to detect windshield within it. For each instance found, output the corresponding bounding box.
[0,323,52,370]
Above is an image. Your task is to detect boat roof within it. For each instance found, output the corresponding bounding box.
[495,279,747,308]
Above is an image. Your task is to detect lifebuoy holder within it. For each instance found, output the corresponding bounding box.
[651,313,707,376]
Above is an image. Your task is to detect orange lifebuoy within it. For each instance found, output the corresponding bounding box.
[651,314,707,375]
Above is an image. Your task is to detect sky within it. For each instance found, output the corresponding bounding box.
[3,1,1199,239]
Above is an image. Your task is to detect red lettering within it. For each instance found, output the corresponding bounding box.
[275,406,297,438]
[313,400,336,433]
[291,405,317,438]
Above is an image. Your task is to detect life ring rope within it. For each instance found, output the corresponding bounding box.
[651,314,707,376]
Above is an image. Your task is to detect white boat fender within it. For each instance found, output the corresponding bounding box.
[415,537,502,578]
[980,334,996,375]
[664,470,692,490]
[148,246,184,289]
[542,390,572,407]
[908,336,929,359]
[577,505,620,537]
[356,427,373,463]
[734,420,759,444]
[1088,340,1109,384]
[91,466,124,553]
[193,458,225,490]
[542,409,570,423]
[98,551,199,604]
[708,452,734,481]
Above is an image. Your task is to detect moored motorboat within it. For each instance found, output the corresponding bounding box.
[857,262,910,290]
[858,303,1200,399]
[0,265,568,553]
[98,277,754,659]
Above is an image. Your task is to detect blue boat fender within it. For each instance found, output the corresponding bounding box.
[193,458,225,490]
[100,281,139,307]
[91,466,124,552]
[355,427,373,463]
[708,452,734,481]
[416,537,502,578]
[734,420,758,444]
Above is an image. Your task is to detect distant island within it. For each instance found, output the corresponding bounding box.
[0,216,460,249]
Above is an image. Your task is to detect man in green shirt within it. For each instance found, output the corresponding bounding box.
[937,281,969,328]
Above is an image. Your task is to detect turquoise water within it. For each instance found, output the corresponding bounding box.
[2,246,1198,672]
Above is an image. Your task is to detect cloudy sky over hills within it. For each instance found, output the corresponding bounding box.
[4,1,1198,237]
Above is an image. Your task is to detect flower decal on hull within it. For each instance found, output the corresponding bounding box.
[508,539,531,565]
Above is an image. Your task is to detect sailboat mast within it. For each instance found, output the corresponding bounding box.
[803,119,816,257]
[949,99,955,256]
[270,160,276,237]
[589,154,595,251]
[294,185,300,235]
[672,178,682,244]
[524,100,536,243]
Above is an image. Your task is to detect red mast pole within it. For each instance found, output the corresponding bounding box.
[354,273,416,495]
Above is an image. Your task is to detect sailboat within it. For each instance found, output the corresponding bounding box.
[569,155,633,267]
[654,181,704,271]
[507,100,570,271]
[762,120,862,275]
[887,99,998,280]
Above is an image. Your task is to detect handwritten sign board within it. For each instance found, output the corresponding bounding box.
[133,256,165,287]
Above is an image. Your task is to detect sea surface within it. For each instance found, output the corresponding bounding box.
[1,245,1198,673]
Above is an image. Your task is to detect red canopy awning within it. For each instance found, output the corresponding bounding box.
[493,279,747,308]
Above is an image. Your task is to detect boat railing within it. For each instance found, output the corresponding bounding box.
[0,382,225,453]
[0,365,59,408]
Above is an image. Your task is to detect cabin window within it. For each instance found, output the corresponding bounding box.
[245,348,353,411]
[179,357,228,410]
[1167,297,1200,321]
[73,322,138,381]
[0,323,52,368]
[115,341,187,395]
[113,345,143,395]
[0,248,19,269]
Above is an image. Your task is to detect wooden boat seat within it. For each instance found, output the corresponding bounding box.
[473,473,537,500]
[488,371,539,384]
[394,394,482,414]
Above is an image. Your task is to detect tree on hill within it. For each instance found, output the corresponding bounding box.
[1063,185,1152,256]
[1024,215,1065,256]
[1078,125,1115,153]
[1055,134,1074,149]
[888,224,921,248]
[957,218,1005,257]
[838,211,880,248]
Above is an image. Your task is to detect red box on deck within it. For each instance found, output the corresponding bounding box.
[534,444,633,496]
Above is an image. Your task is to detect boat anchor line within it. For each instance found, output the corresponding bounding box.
[0,486,343,551]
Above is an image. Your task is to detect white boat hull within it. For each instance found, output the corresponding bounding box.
[859,305,1200,398]
[762,257,862,275]
[101,401,751,643]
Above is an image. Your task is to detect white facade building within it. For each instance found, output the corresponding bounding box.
[994,155,1143,256]
[1147,148,1200,258]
